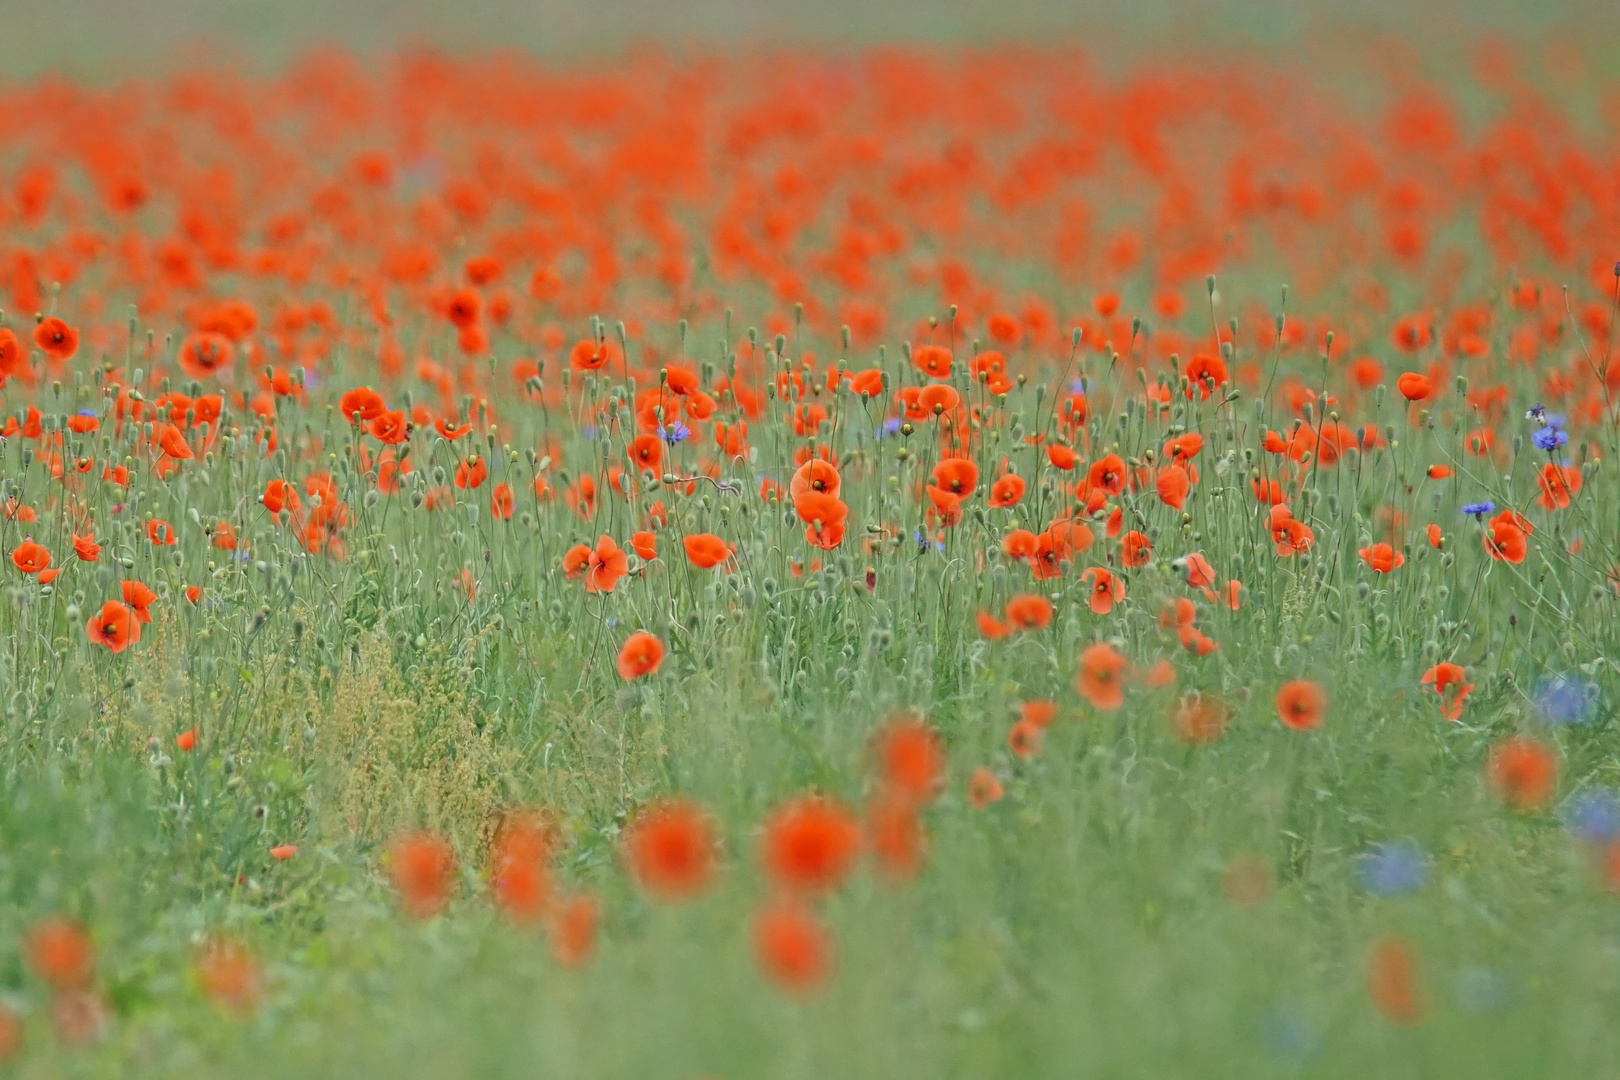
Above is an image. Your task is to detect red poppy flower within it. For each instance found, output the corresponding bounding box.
[1077,642,1127,710]
[617,631,665,680]
[34,317,78,361]
[1275,680,1326,730]
[760,796,861,896]
[388,831,456,919]
[11,541,49,574]
[753,900,832,994]
[86,600,140,653]
[623,799,718,902]
[683,533,732,568]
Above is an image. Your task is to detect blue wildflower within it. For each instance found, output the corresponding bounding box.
[1535,674,1597,725]
[1462,501,1495,518]
[1531,427,1568,451]
[1355,840,1430,895]
[1563,789,1620,844]
[582,424,598,440]
[1257,1004,1319,1064]
[660,421,691,446]
[878,417,902,438]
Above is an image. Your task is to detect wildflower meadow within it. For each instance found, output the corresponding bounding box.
[2,12,1620,1078]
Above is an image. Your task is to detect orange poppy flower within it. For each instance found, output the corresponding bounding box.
[569,338,622,372]
[1155,464,1190,509]
[630,530,657,560]
[1358,542,1405,573]
[388,831,456,919]
[25,916,93,990]
[121,580,156,623]
[368,409,409,444]
[988,473,1025,508]
[623,798,718,903]
[549,892,601,969]
[931,457,978,497]
[1005,593,1054,631]
[1420,662,1473,720]
[339,387,387,422]
[1484,516,1527,563]
[1086,454,1126,496]
[86,600,140,652]
[753,900,832,994]
[490,482,515,520]
[195,939,261,1015]
[34,316,79,361]
[11,541,49,574]
[967,767,1004,809]
[177,331,234,380]
[454,456,488,489]
[617,631,665,680]
[683,533,732,568]
[872,716,945,802]
[760,796,861,896]
[866,792,926,880]
[1395,372,1432,401]
[1007,718,1044,759]
[1120,530,1152,569]
[1486,737,1557,811]
[1367,936,1425,1025]
[1171,691,1228,744]
[977,610,1009,639]
[1076,642,1127,710]
[1275,680,1326,730]
[1047,444,1079,471]
[586,536,629,592]
[1081,567,1125,614]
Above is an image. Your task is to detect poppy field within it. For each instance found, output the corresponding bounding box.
[3,30,1620,1078]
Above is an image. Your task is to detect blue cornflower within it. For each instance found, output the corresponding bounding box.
[1257,1004,1319,1064]
[1563,789,1620,844]
[1535,674,1597,725]
[1531,427,1568,451]
[582,424,598,440]
[1462,501,1495,518]
[1355,840,1430,895]
[878,417,901,438]
[78,408,98,417]
[660,421,691,446]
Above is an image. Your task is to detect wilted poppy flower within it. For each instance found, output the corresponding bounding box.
[623,798,718,902]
